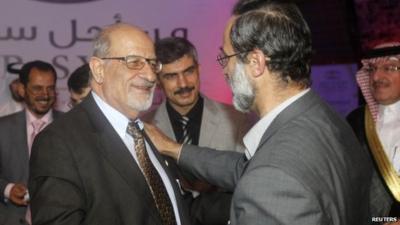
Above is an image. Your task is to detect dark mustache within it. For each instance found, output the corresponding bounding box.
[174,87,194,95]
[372,80,388,88]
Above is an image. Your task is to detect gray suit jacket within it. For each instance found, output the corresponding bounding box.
[0,109,61,225]
[179,90,372,225]
[142,96,250,152]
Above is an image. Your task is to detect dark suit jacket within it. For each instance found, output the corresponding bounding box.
[28,94,191,225]
[0,109,62,225]
[179,90,372,225]
[347,106,394,218]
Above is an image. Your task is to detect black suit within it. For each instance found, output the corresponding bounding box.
[29,94,191,225]
[347,106,395,218]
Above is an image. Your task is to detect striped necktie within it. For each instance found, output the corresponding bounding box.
[179,116,192,144]
[126,121,177,225]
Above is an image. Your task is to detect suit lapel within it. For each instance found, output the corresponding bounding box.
[81,95,161,222]
[13,111,29,182]
[199,97,218,146]
[153,102,176,140]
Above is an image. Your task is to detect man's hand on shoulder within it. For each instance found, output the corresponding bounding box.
[143,122,182,160]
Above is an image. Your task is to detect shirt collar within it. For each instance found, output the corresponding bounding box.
[92,92,142,139]
[166,95,203,120]
[26,108,53,125]
[243,89,310,159]
[379,100,400,118]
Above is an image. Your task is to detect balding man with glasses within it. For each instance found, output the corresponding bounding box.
[28,23,191,225]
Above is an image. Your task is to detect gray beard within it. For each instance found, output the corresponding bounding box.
[228,62,255,113]
[127,86,155,112]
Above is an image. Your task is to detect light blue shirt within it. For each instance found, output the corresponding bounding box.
[92,92,181,224]
[244,89,310,159]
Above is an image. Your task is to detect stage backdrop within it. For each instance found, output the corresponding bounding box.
[0,0,237,111]
[1,0,358,116]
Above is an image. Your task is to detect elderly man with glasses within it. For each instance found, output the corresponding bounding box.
[28,23,192,225]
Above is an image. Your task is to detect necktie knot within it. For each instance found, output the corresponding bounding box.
[180,116,189,126]
[126,121,141,139]
[32,120,45,133]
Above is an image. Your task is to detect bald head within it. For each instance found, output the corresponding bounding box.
[92,23,153,58]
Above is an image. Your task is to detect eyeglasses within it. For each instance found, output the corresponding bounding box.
[363,64,400,74]
[217,48,249,68]
[27,86,56,96]
[101,55,162,73]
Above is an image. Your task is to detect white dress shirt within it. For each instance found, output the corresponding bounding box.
[243,89,310,160]
[377,100,400,173]
[92,92,181,225]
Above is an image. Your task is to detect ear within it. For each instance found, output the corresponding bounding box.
[89,57,105,84]
[17,83,26,98]
[247,49,268,78]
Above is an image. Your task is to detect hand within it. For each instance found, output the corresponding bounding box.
[9,183,29,206]
[180,178,217,193]
[143,122,182,160]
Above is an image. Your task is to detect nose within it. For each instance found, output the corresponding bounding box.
[177,74,188,88]
[370,69,386,82]
[138,63,157,83]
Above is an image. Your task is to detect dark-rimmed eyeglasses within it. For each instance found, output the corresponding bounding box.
[101,55,162,73]
[217,48,251,68]
[363,64,400,75]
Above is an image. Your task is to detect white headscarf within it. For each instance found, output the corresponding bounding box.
[356,42,400,123]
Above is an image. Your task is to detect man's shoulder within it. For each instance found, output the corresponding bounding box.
[45,106,90,135]
[0,110,24,125]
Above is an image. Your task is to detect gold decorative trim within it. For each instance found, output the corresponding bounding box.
[365,107,400,202]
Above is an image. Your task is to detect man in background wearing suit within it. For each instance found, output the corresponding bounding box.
[142,37,251,225]
[145,0,372,224]
[29,23,191,225]
[0,60,60,225]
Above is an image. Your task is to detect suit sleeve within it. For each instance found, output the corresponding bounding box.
[233,166,326,225]
[179,144,246,192]
[29,130,86,225]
